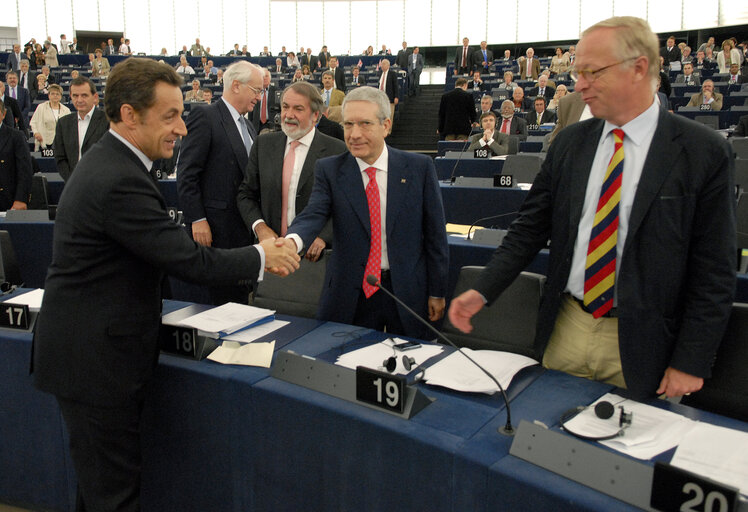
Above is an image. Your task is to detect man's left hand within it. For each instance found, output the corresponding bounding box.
[305,237,326,262]
[428,297,446,321]
[10,201,27,210]
[656,367,704,398]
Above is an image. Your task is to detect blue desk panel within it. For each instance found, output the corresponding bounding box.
[440,182,527,225]
[435,157,505,180]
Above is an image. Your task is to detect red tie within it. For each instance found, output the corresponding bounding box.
[462,47,467,68]
[379,72,386,91]
[362,167,381,298]
[501,119,510,134]
[280,141,300,235]
[260,90,267,124]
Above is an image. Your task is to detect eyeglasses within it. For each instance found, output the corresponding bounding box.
[570,57,638,83]
[242,82,263,97]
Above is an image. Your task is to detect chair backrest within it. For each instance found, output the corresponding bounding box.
[735,158,748,196]
[502,154,543,184]
[737,192,748,250]
[731,137,748,159]
[694,115,719,130]
[681,303,748,422]
[0,231,22,286]
[442,266,545,358]
[251,249,329,319]
[28,173,50,210]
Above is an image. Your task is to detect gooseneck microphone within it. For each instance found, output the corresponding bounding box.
[365,274,515,435]
[447,136,473,184]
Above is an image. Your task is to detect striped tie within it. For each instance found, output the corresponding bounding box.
[583,129,624,318]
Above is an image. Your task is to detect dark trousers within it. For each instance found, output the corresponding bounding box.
[352,270,406,336]
[57,397,144,512]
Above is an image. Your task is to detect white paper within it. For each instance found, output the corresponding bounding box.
[423,348,538,394]
[3,288,44,311]
[207,340,275,367]
[671,422,748,496]
[221,319,290,343]
[177,302,275,337]
[335,338,444,375]
[564,393,697,459]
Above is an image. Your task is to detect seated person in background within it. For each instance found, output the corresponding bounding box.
[728,63,747,85]
[528,96,556,128]
[675,62,701,85]
[547,84,567,111]
[475,94,497,119]
[496,70,517,91]
[35,73,50,96]
[241,45,250,57]
[364,45,374,56]
[501,49,512,62]
[30,83,70,150]
[496,99,528,139]
[301,65,312,80]
[175,55,195,75]
[704,46,716,64]
[215,69,224,86]
[693,50,714,71]
[687,79,723,110]
[468,111,509,155]
[272,58,286,73]
[160,48,168,56]
[350,66,363,87]
[733,114,748,137]
[510,86,531,112]
[549,47,570,75]
[201,88,213,103]
[184,79,202,102]
[91,49,110,78]
[287,52,300,68]
[469,70,486,91]
[292,68,305,82]
[528,74,555,101]
[681,45,693,63]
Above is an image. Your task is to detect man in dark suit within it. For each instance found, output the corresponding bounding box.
[318,46,330,69]
[377,58,398,122]
[449,17,735,399]
[316,110,344,141]
[395,41,410,68]
[8,44,23,71]
[283,86,449,339]
[407,46,424,96]
[660,35,681,64]
[468,111,510,156]
[350,67,364,87]
[328,56,347,92]
[734,114,748,137]
[238,81,346,262]
[438,78,476,139]
[18,60,33,97]
[103,38,117,56]
[527,97,557,129]
[177,60,263,305]
[496,100,528,140]
[33,58,299,512]
[270,58,287,74]
[300,48,318,70]
[5,71,31,120]
[0,103,32,211]
[252,68,278,133]
[454,37,473,75]
[0,81,27,136]
[53,77,109,181]
[473,41,494,73]
[528,74,556,101]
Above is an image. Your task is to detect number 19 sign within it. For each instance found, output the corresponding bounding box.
[355,366,406,413]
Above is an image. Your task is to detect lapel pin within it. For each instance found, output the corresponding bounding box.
[401,178,406,183]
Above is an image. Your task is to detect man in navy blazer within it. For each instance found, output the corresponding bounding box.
[178,60,263,305]
[0,104,32,211]
[5,71,31,120]
[449,16,736,398]
[284,86,449,339]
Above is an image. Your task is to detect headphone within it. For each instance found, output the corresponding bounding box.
[559,400,633,441]
[382,354,426,382]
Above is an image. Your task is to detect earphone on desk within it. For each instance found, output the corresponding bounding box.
[559,400,633,441]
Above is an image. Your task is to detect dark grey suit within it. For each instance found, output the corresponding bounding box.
[237,129,346,244]
[473,110,736,397]
[53,108,109,180]
[0,123,32,210]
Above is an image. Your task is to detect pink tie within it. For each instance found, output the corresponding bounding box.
[379,72,385,91]
[260,90,267,124]
[280,140,300,236]
[10,88,15,99]
[362,167,381,298]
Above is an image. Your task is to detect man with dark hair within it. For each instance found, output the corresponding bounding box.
[454,37,473,75]
[238,81,346,261]
[177,60,265,305]
[53,76,108,180]
[407,46,424,96]
[468,111,509,155]
[0,101,32,211]
[33,57,299,512]
[328,56,346,92]
[528,96,556,128]
[437,77,476,139]
[660,35,681,64]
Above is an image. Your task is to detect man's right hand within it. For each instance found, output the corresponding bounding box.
[260,237,300,276]
[192,220,212,246]
[447,289,486,333]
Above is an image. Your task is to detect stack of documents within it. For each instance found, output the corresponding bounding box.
[174,302,275,338]
[336,338,444,375]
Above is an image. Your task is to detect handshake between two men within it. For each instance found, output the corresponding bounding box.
[258,237,303,277]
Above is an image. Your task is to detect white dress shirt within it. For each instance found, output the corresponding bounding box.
[77,110,94,160]
[565,100,659,301]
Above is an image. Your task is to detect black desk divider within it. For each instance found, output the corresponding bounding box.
[271,350,434,419]
[471,228,508,246]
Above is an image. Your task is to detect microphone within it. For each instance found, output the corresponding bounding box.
[365,274,515,435]
[466,211,519,240]
[447,136,473,184]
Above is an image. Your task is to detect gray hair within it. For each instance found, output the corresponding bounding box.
[321,70,334,80]
[19,59,29,67]
[481,94,492,102]
[223,60,260,94]
[282,81,325,115]
[342,86,391,121]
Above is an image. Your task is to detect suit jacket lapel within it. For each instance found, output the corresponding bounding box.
[625,110,679,251]
[339,154,370,234]
[0,125,10,154]
[217,101,249,171]
[81,110,103,150]
[569,119,603,231]
[297,130,328,196]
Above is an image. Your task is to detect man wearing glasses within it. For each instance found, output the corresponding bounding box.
[449,16,735,399]
[178,60,264,304]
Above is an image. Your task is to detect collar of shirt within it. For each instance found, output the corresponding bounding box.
[355,144,388,176]
[78,109,93,122]
[599,99,659,149]
[222,95,243,122]
[287,126,315,151]
[109,129,154,171]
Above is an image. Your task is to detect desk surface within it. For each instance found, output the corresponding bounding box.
[2,295,746,512]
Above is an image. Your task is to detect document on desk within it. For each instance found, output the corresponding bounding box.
[207,340,275,367]
[564,393,697,460]
[670,422,748,496]
[176,302,275,338]
[3,288,44,311]
[335,338,444,375]
[221,319,290,343]
[422,348,538,394]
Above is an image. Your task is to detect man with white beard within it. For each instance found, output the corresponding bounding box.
[237,80,346,261]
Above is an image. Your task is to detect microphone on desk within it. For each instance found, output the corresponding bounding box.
[466,211,519,240]
[365,274,515,435]
[447,137,473,185]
